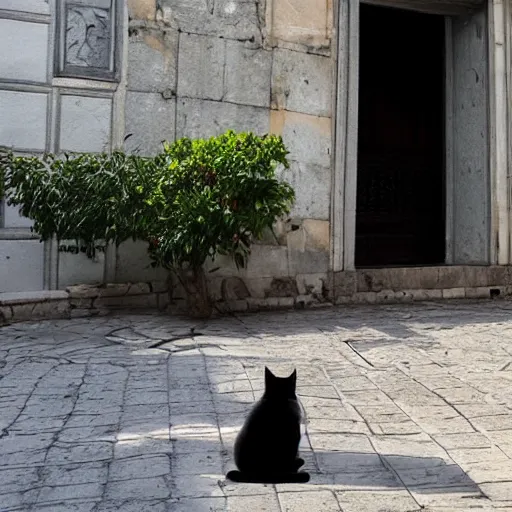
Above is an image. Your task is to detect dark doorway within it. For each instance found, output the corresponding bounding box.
[355,4,445,267]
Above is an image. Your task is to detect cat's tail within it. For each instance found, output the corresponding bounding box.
[226,470,310,484]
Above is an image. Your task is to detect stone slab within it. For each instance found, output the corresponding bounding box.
[272,48,332,117]
[177,33,225,101]
[125,92,175,156]
[128,28,178,93]
[176,98,269,140]
[225,42,272,107]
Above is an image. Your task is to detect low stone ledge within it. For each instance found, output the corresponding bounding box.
[67,282,154,299]
[2,278,510,326]
[1,282,168,324]
[0,291,68,306]
[335,286,511,305]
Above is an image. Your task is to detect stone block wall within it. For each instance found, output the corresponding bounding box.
[122,0,335,305]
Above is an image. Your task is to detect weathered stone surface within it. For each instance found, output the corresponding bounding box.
[243,277,275,298]
[0,305,12,324]
[296,273,327,296]
[269,0,332,48]
[157,292,170,311]
[31,300,70,319]
[288,248,329,274]
[442,287,466,299]
[245,245,289,278]
[221,277,250,301]
[127,282,151,295]
[408,289,443,300]
[94,293,158,309]
[176,98,269,139]
[1,302,512,509]
[278,160,331,220]
[286,226,307,252]
[116,240,169,283]
[272,49,332,117]
[177,33,225,101]
[466,286,496,298]
[125,91,175,156]
[67,284,100,299]
[151,280,169,293]
[0,290,69,305]
[265,277,299,298]
[303,219,330,251]
[98,283,130,298]
[128,28,178,92]
[70,308,94,318]
[271,110,331,167]
[332,271,357,297]
[160,0,261,42]
[225,42,272,107]
[217,299,249,313]
[127,0,156,20]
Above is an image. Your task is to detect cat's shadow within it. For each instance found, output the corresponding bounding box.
[222,449,479,494]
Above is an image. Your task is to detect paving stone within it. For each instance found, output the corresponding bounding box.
[31,503,98,512]
[0,466,40,493]
[36,482,104,503]
[309,433,374,453]
[167,497,227,511]
[172,473,224,498]
[41,462,108,486]
[278,490,341,511]
[396,463,474,489]
[105,476,170,500]
[336,489,421,512]
[410,487,489,508]
[109,455,171,480]
[465,459,512,484]
[173,451,223,475]
[46,442,113,464]
[227,493,282,511]
[114,437,173,459]
[96,501,167,512]
[434,432,491,450]
[332,469,403,490]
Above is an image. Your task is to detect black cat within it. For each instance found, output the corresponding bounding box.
[226,367,310,484]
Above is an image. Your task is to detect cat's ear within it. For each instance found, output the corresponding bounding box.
[288,369,297,385]
[264,366,274,383]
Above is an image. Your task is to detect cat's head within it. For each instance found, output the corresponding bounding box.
[264,367,297,399]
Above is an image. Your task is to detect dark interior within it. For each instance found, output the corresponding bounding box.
[355,4,446,267]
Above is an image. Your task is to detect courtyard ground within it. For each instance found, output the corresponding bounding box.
[1,301,512,511]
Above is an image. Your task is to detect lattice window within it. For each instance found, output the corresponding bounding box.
[55,0,121,81]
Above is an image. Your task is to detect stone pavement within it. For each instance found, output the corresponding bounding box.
[1,301,512,511]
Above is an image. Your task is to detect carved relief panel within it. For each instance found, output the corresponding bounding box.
[55,0,120,81]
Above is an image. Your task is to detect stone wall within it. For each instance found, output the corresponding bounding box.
[122,0,335,305]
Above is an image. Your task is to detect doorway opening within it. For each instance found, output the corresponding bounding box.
[355,3,446,267]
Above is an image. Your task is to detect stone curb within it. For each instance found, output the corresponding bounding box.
[1,284,511,325]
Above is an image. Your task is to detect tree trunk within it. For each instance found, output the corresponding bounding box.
[175,266,212,319]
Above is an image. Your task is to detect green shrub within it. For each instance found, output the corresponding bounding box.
[0,131,294,316]
[147,130,294,270]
